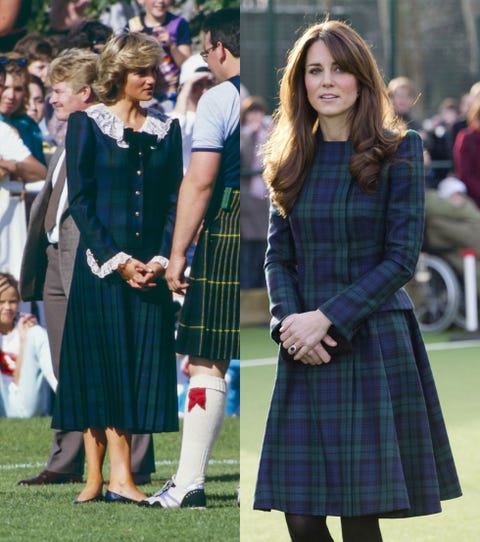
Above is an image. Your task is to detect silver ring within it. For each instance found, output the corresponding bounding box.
[288,344,297,355]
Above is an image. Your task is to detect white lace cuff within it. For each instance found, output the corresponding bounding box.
[86,249,132,278]
[150,255,169,269]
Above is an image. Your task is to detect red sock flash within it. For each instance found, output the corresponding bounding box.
[188,387,207,411]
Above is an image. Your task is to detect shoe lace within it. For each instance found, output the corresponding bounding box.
[160,478,176,494]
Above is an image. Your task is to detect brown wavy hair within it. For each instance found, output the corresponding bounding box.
[0,273,19,298]
[264,19,406,217]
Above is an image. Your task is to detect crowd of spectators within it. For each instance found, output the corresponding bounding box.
[0,0,229,418]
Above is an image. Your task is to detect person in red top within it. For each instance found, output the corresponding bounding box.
[453,95,480,208]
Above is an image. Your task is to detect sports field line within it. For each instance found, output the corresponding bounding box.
[242,339,480,368]
[0,458,239,470]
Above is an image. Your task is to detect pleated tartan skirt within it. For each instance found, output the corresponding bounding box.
[52,251,179,434]
[176,189,239,360]
[254,309,462,517]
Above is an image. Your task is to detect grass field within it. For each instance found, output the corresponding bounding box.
[240,325,480,542]
[2,325,479,541]
[0,417,239,542]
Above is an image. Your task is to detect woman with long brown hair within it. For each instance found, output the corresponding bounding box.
[254,19,461,541]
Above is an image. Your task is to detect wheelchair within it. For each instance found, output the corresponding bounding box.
[405,249,466,333]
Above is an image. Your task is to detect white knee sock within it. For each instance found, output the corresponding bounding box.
[174,374,227,488]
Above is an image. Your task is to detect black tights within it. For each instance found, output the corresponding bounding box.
[285,514,334,542]
[285,513,383,542]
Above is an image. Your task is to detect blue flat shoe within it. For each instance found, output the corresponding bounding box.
[104,490,138,504]
[72,493,103,504]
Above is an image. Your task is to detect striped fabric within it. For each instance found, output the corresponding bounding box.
[254,130,462,517]
[176,189,239,360]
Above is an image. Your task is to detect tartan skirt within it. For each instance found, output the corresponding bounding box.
[176,189,239,360]
[52,249,179,434]
[254,309,462,517]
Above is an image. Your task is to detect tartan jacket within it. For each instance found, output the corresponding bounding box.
[266,129,425,343]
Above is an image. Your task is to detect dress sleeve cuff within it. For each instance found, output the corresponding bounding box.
[270,318,284,344]
[150,255,169,269]
[86,249,132,278]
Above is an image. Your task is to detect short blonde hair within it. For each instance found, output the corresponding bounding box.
[47,48,98,95]
[93,33,163,105]
[387,76,416,98]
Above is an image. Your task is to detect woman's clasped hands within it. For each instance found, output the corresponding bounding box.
[280,309,336,365]
[117,258,166,291]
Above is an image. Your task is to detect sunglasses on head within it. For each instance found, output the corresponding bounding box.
[0,56,28,67]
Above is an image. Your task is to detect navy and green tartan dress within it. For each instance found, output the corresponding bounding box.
[254,130,462,517]
[52,104,182,434]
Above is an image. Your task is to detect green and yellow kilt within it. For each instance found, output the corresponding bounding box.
[176,189,239,360]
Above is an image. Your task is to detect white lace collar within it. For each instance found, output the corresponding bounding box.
[85,103,172,148]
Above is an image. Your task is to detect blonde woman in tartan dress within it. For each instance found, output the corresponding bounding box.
[52,33,182,505]
[254,20,461,541]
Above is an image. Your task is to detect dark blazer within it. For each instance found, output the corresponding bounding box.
[265,130,425,342]
[19,144,79,300]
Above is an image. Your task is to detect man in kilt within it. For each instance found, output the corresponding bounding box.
[142,8,240,508]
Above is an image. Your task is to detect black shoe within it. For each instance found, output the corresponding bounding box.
[138,477,206,509]
[73,493,104,504]
[104,490,138,504]
[18,470,83,486]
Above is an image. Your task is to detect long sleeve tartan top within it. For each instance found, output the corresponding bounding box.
[265,129,425,343]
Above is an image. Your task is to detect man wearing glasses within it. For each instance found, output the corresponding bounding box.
[141,8,240,509]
